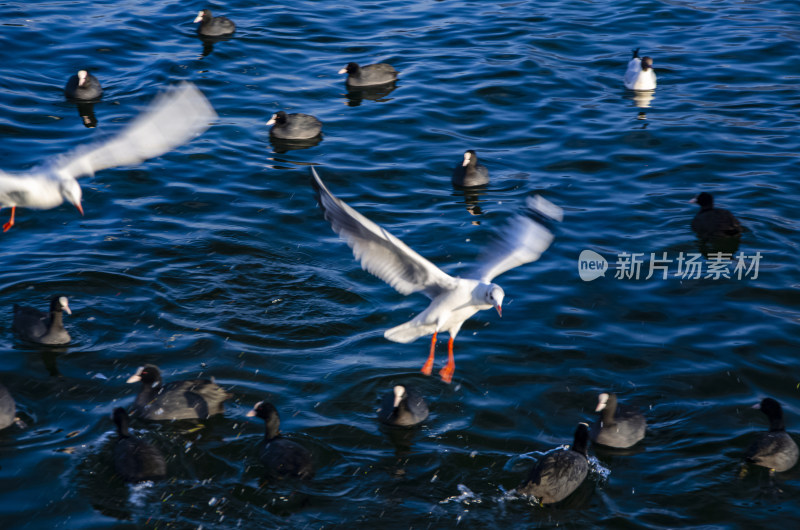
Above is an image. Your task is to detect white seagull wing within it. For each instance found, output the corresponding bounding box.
[52,82,216,180]
[471,195,561,282]
[312,167,457,298]
[624,57,641,89]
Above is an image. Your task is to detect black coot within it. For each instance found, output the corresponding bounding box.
[64,70,103,100]
[452,150,489,187]
[247,401,314,480]
[338,62,398,87]
[193,9,236,36]
[518,423,590,504]
[0,384,16,431]
[377,385,429,427]
[267,111,322,140]
[590,392,646,448]
[744,397,798,473]
[12,295,72,345]
[691,192,743,240]
[112,407,167,482]
[126,364,231,421]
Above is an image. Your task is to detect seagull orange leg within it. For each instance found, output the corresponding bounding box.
[421,331,437,375]
[2,206,15,232]
[439,337,455,384]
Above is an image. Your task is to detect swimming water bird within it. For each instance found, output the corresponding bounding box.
[744,398,798,473]
[193,9,236,36]
[590,392,646,448]
[126,364,232,421]
[452,149,489,187]
[0,384,17,431]
[64,70,103,100]
[518,423,591,505]
[378,385,429,427]
[338,62,398,87]
[12,295,72,345]
[312,168,560,383]
[267,111,322,140]
[0,82,215,232]
[247,401,315,480]
[690,192,743,240]
[112,407,167,482]
[624,48,657,91]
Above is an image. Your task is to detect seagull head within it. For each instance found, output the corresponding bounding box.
[60,178,84,215]
[641,56,653,71]
[485,283,504,316]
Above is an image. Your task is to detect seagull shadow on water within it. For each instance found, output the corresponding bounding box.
[311,168,562,384]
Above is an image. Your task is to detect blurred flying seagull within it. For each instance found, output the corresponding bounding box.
[312,167,561,383]
[0,82,216,232]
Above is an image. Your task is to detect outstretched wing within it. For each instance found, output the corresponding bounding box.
[471,195,561,282]
[312,167,457,298]
[52,82,216,180]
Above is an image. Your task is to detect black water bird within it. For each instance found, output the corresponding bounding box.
[112,407,167,482]
[338,62,398,87]
[267,111,322,140]
[65,70,103,100]
[0,384,17,431]
[518,423,590,505]
[126,364,231,421]
[452,150,489,187]
[590,392,646,449]
[12,295,72,345]
[247,401,315,480]
[378,385,429,427]
[193,9,236,36]
[691,192,743,240]
[744,398,798,473]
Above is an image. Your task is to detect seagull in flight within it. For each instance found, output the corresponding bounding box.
[312,168,561,383]
[0,82,216,232]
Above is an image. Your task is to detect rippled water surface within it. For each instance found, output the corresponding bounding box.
[1,0,799,528]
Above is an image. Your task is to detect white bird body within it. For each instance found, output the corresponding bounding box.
[384,278,490,343]
[624,50,657,91]
[0,82,216,231]
[0,171,69,211]
[312,167,560,382]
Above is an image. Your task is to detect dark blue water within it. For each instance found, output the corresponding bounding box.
[1,0,799,528]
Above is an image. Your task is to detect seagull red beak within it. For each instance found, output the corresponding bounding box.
[75,202,84,216]
[496,305,502,317]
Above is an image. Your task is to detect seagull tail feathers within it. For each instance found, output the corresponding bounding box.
[384,320,435,344]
